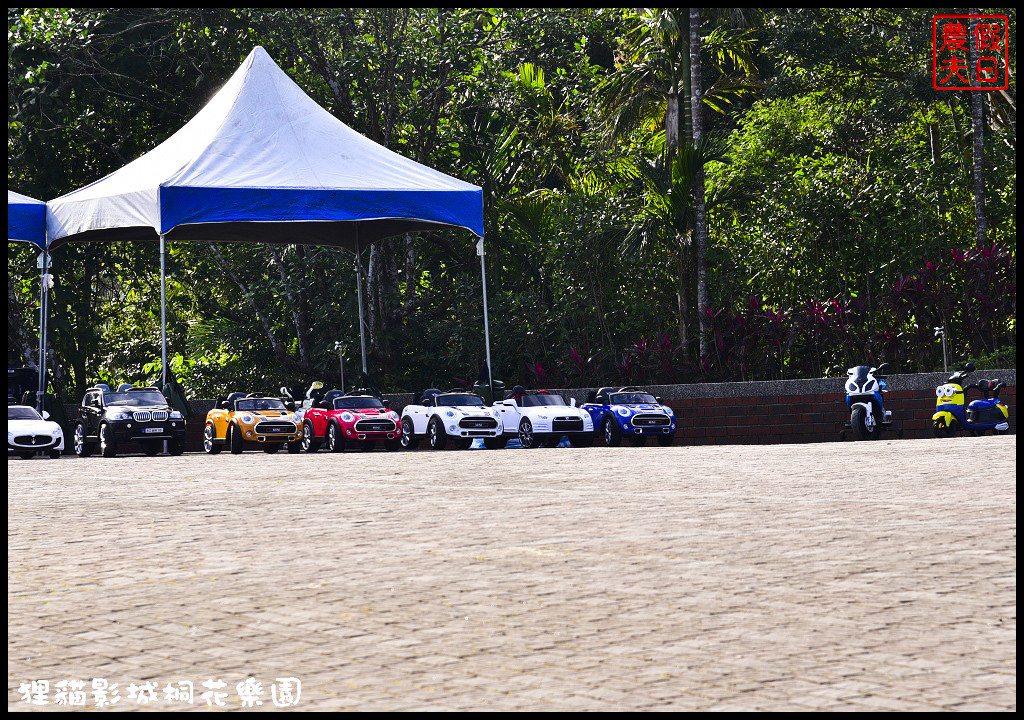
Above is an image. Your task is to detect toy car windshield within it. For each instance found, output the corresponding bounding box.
[236,398,287,411]
[334,396,384,409]
[610,392,658,404]
[437,394,484,407]
[105,390,167,406]
[8,406,42,420]
[520,394,566,407]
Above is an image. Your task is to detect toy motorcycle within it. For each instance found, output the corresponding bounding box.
[933,362,1010,437]
[839,363,898,440]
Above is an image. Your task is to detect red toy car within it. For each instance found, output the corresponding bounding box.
[299,389,403,452]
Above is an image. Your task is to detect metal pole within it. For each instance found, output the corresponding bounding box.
[478,236,494,395]
[941,328,948,373]
[354,241,368,375]
[339,353,345,394]
[36,250,49,411]
[160,234,168,388]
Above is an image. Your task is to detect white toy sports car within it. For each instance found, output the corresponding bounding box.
[8,404,64,459]
[400,389,504,450]
[493,387,595,448]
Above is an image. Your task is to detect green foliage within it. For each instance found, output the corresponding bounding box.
[7,8,1016,399]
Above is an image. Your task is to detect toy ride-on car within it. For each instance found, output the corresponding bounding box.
[204,392,301,455]
[581,386,677,447]
[300,388,403,452]
[400,388,504,450]
[73,384,187,458]
[492,386,595,449]
[8,404,64,459]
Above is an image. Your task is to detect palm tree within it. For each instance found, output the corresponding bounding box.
[967,11,987,243]
[598,8,758,361]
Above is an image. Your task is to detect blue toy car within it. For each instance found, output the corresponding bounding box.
[581,386,676,447]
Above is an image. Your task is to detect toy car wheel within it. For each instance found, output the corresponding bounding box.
[301,420,321,453]
[851,406,878,440]
[400,418,419,449]
[656,434,674,447]
[229,424,244,454]
[204,423,221,454]
[384,439,402,452]
[143,441,161,456]
[483,437,508,450]
[568,434,594,448]
[933,418,957,439]
[168,438,184,456]
[48,449,62,459]
[428,417,448,450]
[286,440,301,454]
[519,419,542,449]
[263,444,280,454]
[99,423,118,458]
[628,435,646,447]
[326,422,345,453]
[74,423,95,457]
[602,416,622,447]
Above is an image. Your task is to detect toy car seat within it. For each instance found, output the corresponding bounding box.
[116,383,133,392]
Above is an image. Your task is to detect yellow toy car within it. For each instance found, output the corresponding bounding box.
[204,392,301,454]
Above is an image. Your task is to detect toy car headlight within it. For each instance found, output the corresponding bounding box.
[341,412,355,423]
[169,410,183,419]
[662,405,674,416]
[864,380,877,392]
[241,414,254,423]
[51,427,61,436]
[847,381,859,393]
[109,410,132,420]
[616,407,630,417]
[446,410,455,417]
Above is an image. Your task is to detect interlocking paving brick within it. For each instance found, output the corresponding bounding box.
[7,437,1016,710]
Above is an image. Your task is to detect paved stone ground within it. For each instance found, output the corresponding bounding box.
[8,436,1017,711]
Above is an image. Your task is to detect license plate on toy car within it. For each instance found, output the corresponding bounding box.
[143,427,162,434]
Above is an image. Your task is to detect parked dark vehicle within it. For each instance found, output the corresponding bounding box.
[73,384,187,458]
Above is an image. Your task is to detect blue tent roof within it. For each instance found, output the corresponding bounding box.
[47,47,483,250]
[8,190,46,249]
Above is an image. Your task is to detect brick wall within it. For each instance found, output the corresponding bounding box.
[63,369,1015,452]
[665,386,1016,445]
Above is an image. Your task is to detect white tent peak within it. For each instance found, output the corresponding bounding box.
[47,45,483,246]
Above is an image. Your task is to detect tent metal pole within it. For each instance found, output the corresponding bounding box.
[479,236,494,395]
[354,241,368,375]
[160,234,168,388]
[37,250,49,411]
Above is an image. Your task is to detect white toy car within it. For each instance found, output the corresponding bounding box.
[493,387,595,448]
[400,389,504,450]
[8,404,64,459]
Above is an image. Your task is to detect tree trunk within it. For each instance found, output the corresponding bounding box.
[366,242,379,351]
[269,246,310,369]
[968,13,987,244]
[403,233,417,315]
[689,7,710,360]
[666,87,679,153]
[675,236,690,362]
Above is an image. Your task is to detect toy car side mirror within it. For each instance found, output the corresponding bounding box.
[964,362,976,372]
[876,363,892,376]
[569,397,577,407]
[655,396,663,404]
[42,410,50,420]
[382,399,390,408]
[285,401,296,411]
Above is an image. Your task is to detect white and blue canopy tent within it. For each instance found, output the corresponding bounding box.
[46,46,491,390]
[8,190,51,409]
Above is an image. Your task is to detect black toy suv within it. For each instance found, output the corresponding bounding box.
[73,384,187,457]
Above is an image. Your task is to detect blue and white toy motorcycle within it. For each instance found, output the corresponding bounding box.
[839,363,899,440]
